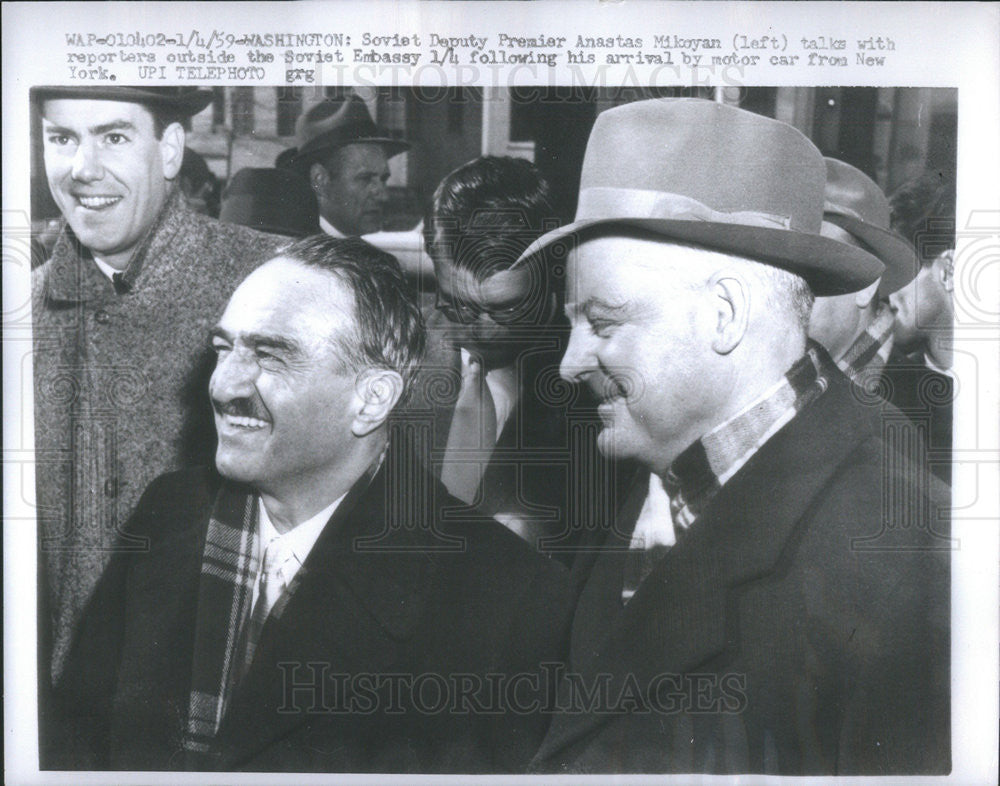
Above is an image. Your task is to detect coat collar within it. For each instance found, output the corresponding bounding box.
[537,363,877,764]
[43,189,188,303]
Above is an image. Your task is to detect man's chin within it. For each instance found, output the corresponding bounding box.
[214,452,259,485]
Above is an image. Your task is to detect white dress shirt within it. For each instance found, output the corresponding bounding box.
[251,494,345,610]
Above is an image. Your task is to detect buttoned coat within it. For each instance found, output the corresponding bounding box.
[49,438,574,773]
[532,366,951,775]
[33,191,281,683]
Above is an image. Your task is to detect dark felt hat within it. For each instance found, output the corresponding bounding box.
[516,98,884,296]
[32,86,213,116]
[822,158,918,296]
[220,167,320,237]
[292,94,409,165]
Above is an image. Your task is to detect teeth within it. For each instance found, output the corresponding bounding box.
[77,196,121,209]
[224,414,268,429]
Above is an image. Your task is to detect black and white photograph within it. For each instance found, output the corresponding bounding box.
[4,2,999,784]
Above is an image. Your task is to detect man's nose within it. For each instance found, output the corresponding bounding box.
[373,178,389,204]
[210,348,259,401]
[559,326,595,383]
[70,139,103,182]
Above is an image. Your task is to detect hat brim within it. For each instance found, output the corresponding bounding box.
[825,215,918,295]
[32,86,213,116]
[515,217,885,297]
[294,135,410,164]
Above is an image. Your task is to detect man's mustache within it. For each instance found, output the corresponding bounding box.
[212,396,271,422]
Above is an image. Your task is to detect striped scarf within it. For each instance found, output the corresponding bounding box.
[836,299,896,386]
[624,343,831,602]
[181,484,260,765]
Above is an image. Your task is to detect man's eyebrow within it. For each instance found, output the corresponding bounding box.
[90,120,139,136]
[42,120,139,137]
[207,327,300,355]
[41,123,76,137]
[208,326,231,343]
[567,297,628,318]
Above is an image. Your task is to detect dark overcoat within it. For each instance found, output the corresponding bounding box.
[50,439,574,773]
[532,367,951,775]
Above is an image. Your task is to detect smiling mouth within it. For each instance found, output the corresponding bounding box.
[218,413,270,431]
[75,195,123,210]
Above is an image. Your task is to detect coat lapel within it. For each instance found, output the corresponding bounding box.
[213,452,437,768]
[536,372,875,765]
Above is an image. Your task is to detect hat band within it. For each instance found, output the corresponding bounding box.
[576,187,792,230]
[823,199,868,223]
[820,220,864,249]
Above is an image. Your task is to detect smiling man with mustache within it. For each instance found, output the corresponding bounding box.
[31,86,281,713]
[50,236,572,773]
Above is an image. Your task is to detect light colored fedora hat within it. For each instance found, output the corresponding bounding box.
[822,157,918,296]
[516,98,884,296]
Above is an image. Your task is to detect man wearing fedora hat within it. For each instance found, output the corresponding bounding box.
[810,160,953,483]
[520,98,949,774]
[31,86,281,701]
[290,94,409,238]
[808,158,920,384]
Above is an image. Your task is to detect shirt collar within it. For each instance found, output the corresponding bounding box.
[319,215,348,238]
[257,492,345,571]
[44,188,186,302]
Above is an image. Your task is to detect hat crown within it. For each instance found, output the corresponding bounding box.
[295,95,379,148]
[823,157,891,229]
[292,94,409,163]
[578,98,826,234]
[32,86,213,116]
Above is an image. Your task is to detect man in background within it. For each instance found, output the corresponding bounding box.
[290,94,409,238]
[414,156,603,560]
[808,158,919,384]
[32,86,280,693]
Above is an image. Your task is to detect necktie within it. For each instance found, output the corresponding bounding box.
[441,352,498,504]
[237,538,294,681]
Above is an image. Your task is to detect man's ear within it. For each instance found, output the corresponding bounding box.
[854,277,881,309]
[351,368,404,437]
[709,272,750,354]
[309,162,329,196]
[159,123,185,180]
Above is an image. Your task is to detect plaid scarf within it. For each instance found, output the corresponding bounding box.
[836,299,896,386]
[180,448,388,764]
[624,343,830,602]
[181,484,260,765]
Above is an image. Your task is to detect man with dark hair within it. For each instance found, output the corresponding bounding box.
[414,156,602,559]
[289,94,409,237]
[50,237,571,773]
[31,86,281,692]
[523,99,949,774]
